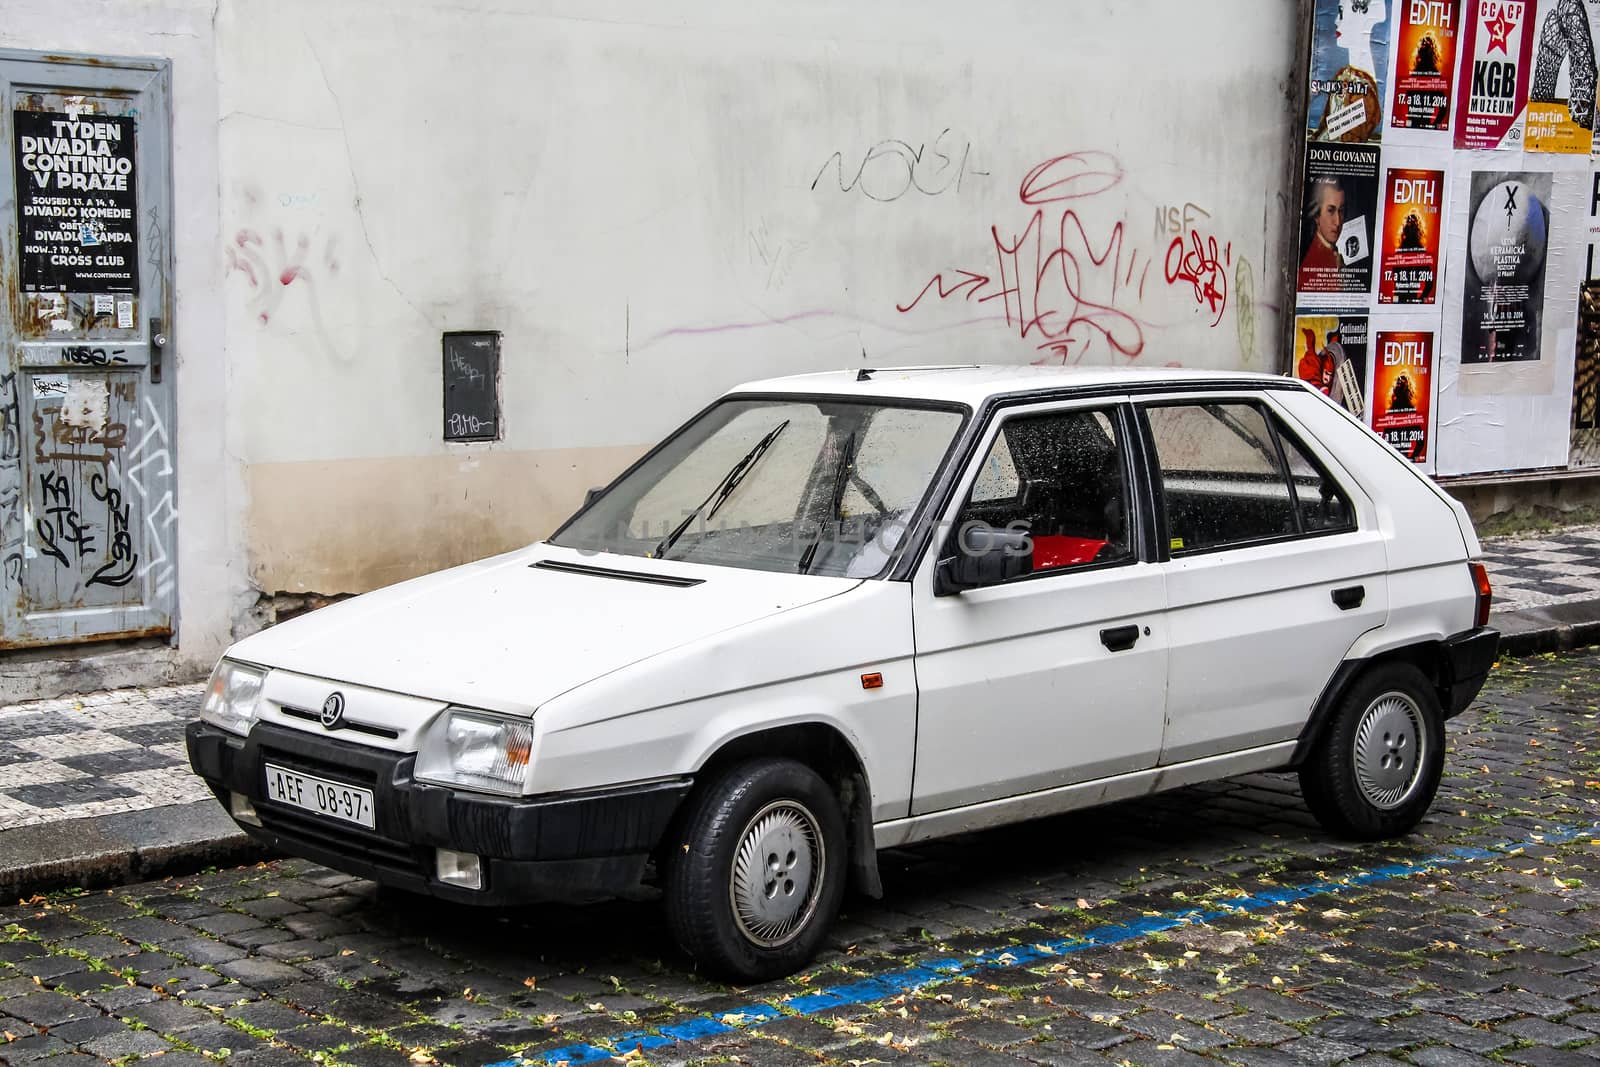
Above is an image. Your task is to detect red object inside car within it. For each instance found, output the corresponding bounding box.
[1030,535,1107,570]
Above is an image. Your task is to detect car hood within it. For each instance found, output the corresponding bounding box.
[226,544,860,714]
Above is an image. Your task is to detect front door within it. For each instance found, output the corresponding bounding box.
[0,52,175,649]
[910,400,1168,815]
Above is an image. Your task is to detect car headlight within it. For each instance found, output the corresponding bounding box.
[200,659,266,736]
[416,709,533,795]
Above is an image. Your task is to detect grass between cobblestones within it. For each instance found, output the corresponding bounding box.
[0,651,1597,1067]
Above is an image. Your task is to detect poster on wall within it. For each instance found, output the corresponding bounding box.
[12,110,139,294]
[1570,170,1600,463]
[1371,327,1437,462]
[1526,0,1600,153]
[1297,143,1382,301]
[1461,169,1554,362]
[1295,312,1370,415]
[1455,0,1538,149]
[1379,167,1446,301]
[1309,0,1392,142]
[1393,0,1463,130]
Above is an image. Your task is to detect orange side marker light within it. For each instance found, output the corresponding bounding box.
[861,672,884,690]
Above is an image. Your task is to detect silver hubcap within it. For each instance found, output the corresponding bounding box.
[729,800,824,948]
[1353,691,1426,810]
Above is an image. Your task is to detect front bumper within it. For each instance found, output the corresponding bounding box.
[186,721,691,905]
[1442,625,1500,717]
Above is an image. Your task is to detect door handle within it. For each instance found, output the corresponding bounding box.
[150,316,165,384]
[1332,585,1365,610]
[1100,624,1140,652]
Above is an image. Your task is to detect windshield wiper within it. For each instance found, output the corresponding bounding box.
[798,431,856,575]
[653,419,790,561]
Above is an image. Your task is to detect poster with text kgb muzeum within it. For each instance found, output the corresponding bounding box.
[1393,0,1462,130]
[1379,168,1445,302]
[1461,170,1553,363]
[1371,329,1436,462]
[12,110,139,294]
[1456,0,1539,148]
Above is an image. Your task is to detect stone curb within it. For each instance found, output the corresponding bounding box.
[0,799,268,902]
[1491,599,1600,657]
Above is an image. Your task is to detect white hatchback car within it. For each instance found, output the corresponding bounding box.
[188,366,1498,980]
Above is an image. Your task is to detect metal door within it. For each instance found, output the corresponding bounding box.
[0,52,174,649]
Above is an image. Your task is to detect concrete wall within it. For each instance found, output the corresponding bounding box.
[4,0,1306,683]
[217,0,1306,599]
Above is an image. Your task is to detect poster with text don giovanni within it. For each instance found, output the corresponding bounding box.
[1297,143,1381,303]
[1371,329,1436,462]
[1456,0,1538,148]
[1461,170,1553,363]
[1379,168,1445,302]
[1393,0,1462,130]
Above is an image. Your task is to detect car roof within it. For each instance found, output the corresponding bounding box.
[726,364,1299,406]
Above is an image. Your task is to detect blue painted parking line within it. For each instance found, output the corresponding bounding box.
[485,821,1597,1067]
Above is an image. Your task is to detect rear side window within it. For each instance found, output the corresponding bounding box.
[1144,401,1353,554]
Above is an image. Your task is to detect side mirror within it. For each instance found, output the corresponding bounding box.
[583,485,606,508]
[934,524,1032,595]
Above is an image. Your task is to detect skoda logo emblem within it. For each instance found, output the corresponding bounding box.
[320,692,345,729]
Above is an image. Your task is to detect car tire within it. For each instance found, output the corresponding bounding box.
[1300,661,1446,841]
[663,758,847,982]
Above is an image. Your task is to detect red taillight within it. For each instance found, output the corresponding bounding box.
[1469,561,1492,628]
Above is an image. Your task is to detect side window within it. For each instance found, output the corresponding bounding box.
[955,408,1132,574]
[1276,421,1356,534]
[1145,402,1296,553]
[969,435,1020,503]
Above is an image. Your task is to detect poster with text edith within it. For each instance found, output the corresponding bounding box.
[1371,329,1436,462]
[1393,0,1462,130]
[1379,167,1444,302]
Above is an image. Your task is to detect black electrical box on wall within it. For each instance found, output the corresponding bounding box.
[442,331,500,442]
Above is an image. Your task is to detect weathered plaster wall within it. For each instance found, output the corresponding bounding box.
[217,0,1305,600]
[1,0,237,680]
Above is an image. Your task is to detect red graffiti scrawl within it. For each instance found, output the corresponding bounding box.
[897,151,1231,363]
[897,153,1148,364]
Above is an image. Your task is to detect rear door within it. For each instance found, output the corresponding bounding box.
[1141,394,1387,764]
[0,52,175,648]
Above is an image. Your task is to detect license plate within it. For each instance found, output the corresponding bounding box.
[262,763,376,829]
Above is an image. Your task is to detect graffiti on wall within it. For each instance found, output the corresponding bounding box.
[17,374,177,608]
[895,151,1238,363]
[226,227,341,328]
[811,129,989,202]
[0,371,22,588]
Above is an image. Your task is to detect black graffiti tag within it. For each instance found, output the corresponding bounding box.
[86,470,138,587]
[36,470,94,567]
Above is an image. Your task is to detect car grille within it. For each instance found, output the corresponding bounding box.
[254,798,424,874]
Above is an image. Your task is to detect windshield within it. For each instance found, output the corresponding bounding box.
[551,397,966,577]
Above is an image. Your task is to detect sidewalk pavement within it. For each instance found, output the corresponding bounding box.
[5,524,1600,899]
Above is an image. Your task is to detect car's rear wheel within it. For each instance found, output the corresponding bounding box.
[663,758,846,982]
[1300,661,1445,840]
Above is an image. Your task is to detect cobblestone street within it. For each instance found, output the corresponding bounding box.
[4,650,1599,1067]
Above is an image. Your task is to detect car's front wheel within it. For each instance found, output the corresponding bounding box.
[1300,661,1446,840]
[663,758,846,982]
